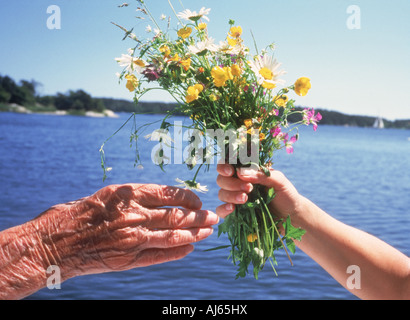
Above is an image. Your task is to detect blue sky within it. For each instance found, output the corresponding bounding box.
[1,0,409,120]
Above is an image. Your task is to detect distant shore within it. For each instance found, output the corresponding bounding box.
[1,103,119,118]
[2,101,410,130]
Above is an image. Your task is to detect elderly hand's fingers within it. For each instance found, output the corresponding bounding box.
[218,189,248,205]
[216,174,253,193]
[133,184,202,210]
[134,245,195,268]
[215,203,235,219]
[137,208,219,229]
[216,163,235,177]
[144,227,214,249]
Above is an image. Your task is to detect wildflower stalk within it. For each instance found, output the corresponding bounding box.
[140,1,162,32]
[167,0,185,26]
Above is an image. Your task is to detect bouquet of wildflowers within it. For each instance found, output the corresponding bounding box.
[104,0,322,279]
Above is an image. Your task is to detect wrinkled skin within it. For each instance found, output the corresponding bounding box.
[0,184,218,299]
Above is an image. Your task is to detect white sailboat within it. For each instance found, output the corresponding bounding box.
[373,115,384,129]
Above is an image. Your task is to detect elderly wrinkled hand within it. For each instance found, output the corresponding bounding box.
[0,184,219,300]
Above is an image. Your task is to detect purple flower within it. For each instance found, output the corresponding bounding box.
[283,134,297,154]
[303,108,322,131]
[270,126,281,137]
[142,65,161,81]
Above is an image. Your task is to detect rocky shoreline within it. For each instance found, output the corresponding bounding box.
[2,103,119,118]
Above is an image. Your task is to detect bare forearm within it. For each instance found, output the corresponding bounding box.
[293,196,410,300]
[0,222,50,300]
[0,205,78,300]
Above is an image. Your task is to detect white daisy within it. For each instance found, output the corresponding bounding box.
[160,14,167,20]
[145,25,152,33]
[177,7,211,22]
[144,129,174,147]
[115,48,146,74]
[216,40,245,56]
[253,248,264,259]
[175,178,208,193]
[188,38,218,55]
[249,55,286,89]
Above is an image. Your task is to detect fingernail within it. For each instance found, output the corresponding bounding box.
[224,166,233,176]
[241,183,253,192]
[239,168,257,177]
[225,203,234,212]
[208,211,219,224]
[236,193,247,203]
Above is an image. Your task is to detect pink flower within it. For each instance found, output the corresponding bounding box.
[283,134,297,154]
[270,126,281,137]
[303,108,322,131]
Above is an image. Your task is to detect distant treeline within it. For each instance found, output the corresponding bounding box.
[1,74,409,129]
[102,98,410,129]
[0,74,104,113]
[287,108,410,129]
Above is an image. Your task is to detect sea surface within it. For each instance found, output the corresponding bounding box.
[0,112,409,300]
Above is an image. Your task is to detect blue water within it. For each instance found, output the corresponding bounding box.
[0,112,409,300]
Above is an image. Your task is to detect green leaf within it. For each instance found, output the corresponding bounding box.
[261,165,270,177]
[285,238,296,254]
[284,215,306,241]
[245,201,256,208]
[266,188,276,205]
[203,245,231,252]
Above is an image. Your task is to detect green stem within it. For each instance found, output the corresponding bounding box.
[142,1,162,32]
[261,196,293,266]
[167,0,185,26]
[192,163,204,182]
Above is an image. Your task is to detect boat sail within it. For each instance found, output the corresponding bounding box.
[373,116,384,129]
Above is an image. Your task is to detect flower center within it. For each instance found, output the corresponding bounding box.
[259,67,273,80]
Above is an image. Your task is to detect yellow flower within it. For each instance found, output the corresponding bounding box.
[244,119,253,128]
[259,132,266,141]
[224,66,233,81]
[274,95,289,107]
[227,37,239,47]
[294,77,311,96]
[197,23,207,30]
[159,45,171,57]
[125,74,138,92]
[211,66,233,87]
[169,53,180,62]
[177,27,192,39]
[229,26,242,38]
[185,84,203,103]
[231,64,241,77]
[209,93,218,101]
[247,233,258,243]
[179,57,191,71]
